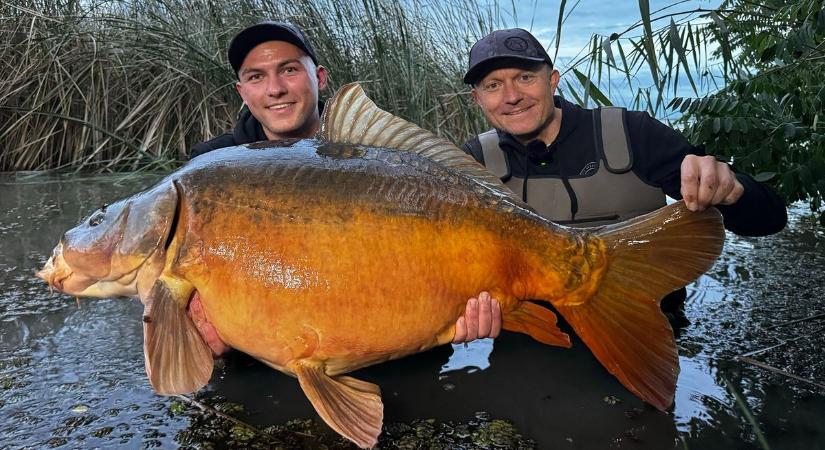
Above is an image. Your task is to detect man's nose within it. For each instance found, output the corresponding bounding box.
[501,82,522,104]
[266,75,287,96]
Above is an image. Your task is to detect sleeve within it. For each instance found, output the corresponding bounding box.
[626,111,787,237]
[460,137,484,164]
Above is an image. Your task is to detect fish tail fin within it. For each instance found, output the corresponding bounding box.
[553,201,724,410]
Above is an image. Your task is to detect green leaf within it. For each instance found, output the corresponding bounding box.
[818,9,825,33]
[713,117,721,134]
[738,118,749,133]
[784,122,796,139]
[760,44,776,62]
[724,117,733,133]
[754,172,776,182]
[680,98,692,113]
[710,11,729,35]
[667,97,682,110]
[564,79,584,106]
[638,0,660,88]
[668,19,698,95]
[573,68,613,106]
[554,0,567,61]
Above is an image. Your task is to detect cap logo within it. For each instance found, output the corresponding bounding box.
[504,37,529,52]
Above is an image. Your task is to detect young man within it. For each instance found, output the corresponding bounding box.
[189,21,491,353]
[453,28,787,342]
[191,21,328,157]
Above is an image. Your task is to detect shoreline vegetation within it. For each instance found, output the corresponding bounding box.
[1,0,504,173]
[2,0,823,212]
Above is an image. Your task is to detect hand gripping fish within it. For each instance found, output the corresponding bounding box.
[37,83,724,448]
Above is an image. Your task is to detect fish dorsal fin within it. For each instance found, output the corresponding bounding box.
[319,82,521,202]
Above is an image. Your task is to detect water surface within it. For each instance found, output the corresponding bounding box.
[1,173,823,449]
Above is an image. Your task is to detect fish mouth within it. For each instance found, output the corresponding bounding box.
[36,243,88,295]
[36,261,72,294]
[36,243,69,293]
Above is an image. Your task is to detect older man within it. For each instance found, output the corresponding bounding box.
[454,28,787,342]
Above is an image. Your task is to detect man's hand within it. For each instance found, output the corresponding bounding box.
[680,155,744,211]
[453,291,502,343]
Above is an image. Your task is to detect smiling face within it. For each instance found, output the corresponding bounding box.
[471,63,561,144]
[235,41,328,140]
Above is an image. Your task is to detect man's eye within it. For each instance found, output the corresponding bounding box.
[484,82,500,91]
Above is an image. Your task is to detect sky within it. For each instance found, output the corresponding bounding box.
[484,0,724,110]
[501,0,721,60]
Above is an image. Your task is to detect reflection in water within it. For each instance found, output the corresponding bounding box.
[1,174,824,448]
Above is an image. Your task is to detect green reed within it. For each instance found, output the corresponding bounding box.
[0,0,512,172]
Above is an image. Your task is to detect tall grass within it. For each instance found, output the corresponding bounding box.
[0,0,511,172]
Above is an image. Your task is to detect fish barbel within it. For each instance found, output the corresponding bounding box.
[36,83,724,448]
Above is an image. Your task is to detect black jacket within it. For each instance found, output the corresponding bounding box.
[190,108,269,159]
[190,101,326,159]
[461,97,787,237]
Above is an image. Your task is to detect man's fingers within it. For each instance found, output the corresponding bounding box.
[680,156,700,210]
[723,178,745,205]
[464,297,479,341]
[453,316,467,344]
[710,162,735,205]
[477,291,492,338]
[695,158,718,209]
[490,298,502,338]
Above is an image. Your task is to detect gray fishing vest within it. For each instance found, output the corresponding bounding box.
[479,107,665,227]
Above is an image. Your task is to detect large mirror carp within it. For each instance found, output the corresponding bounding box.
[37,83,724,448]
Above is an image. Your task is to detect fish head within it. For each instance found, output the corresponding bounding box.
[37,182,179,298]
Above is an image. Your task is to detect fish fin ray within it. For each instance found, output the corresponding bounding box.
[554,201,724,410]
[143,279,213,395]
[292,360,383,449]
[502,301,571,347]
[319,82,521,203]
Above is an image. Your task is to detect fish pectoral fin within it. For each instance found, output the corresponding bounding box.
[291,360,383,449]
[142,279,213,395]
[503,301,571,348]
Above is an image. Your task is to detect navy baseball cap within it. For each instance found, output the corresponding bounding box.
[228,21,319,77]
[464,28,553,85]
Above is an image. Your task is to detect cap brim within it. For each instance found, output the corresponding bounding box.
[463,55,549,85]
[229,23,317,75]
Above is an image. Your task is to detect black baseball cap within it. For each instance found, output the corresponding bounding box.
[464,28,553,85]
[228,21,319,77]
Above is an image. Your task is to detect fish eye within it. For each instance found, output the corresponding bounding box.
[89,212,104,227]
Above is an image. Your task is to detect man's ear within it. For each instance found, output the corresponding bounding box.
[235,80,246,103]
[549,69,561,92]
[471,88,481,106]
[316,65,329,91]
